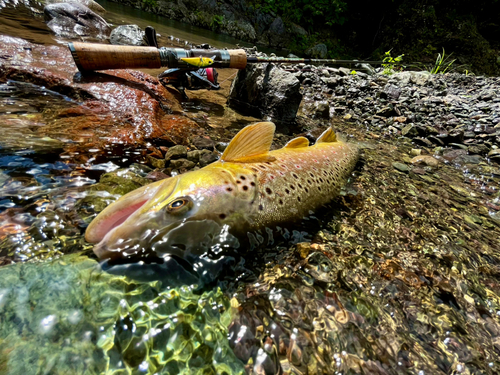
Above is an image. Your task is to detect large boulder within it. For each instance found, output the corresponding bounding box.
[110,25,147,46]
[227,63,302,125]
[44,2,111,39]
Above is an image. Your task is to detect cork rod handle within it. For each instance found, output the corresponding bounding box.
[69,42,162,71]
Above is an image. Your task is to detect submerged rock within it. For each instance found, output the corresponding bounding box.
[44,2,111,39]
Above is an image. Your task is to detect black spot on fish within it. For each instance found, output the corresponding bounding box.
[292,173,298,179]
[250,181,255,186]
[219,214,226,219]
[265,187,272,195]
[279,199,284,205]
[297,196,301,202]
[243,186,248,191]
[290,185,296,190]
[259,204,264,211]
[285,188,290,194]
[236,180,241,184]
[240,175,246,180]
[226,187,233,192]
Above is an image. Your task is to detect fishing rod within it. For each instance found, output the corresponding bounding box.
[67,40,392,99]
[68,42,387,72]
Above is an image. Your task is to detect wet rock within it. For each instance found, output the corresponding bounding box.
[413,137,434,147]
[401,124,418,137]
[228,63,302,125]
[44,3,111,39]
[199,150,219,167]
[443,149,467,161]
[165,145,187,161]
[169,158,195,170]
[488,149,500,161]
[467,143,490,155]
[215,142,228,152]
[0,35,197,156]
[110,25,147,46]
[146,155,166,169]
[187,150,201,163]
[45,0,106,14]
[392,162,409,173]
[191,136,215,150]
[410,155,439,167]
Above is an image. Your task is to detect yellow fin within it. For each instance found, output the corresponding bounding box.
[284,136,310,148]
[221,122,276,162]
[316,127,337,143]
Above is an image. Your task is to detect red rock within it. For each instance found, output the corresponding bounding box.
[0,35,203,155]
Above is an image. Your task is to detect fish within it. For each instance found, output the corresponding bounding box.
[180,56,215,68]
[85,122,359,260]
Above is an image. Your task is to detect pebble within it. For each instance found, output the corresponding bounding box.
[165,145,187,161]
[392,162,410,173]
[410,155,439,167]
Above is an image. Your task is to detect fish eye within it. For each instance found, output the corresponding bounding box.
[166,197,193,214]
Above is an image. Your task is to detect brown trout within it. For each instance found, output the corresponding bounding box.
[86,122,359,260]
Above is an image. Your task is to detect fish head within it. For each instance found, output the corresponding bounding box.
[86,166,258,261]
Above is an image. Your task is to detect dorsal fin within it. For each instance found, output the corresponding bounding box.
[316,127,337,143]
[284,137,310,148]
[221,122,275,162]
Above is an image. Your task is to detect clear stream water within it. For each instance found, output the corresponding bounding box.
[1,1,500,375]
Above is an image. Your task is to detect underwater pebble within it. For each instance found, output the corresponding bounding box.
[392,162,409,173]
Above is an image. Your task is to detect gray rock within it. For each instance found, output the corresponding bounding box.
[165,145,187,161]
[402,124,418,137]
[228,63,302,125]
[187,150,201,163]
[215,142,228,152]
[44,3,110,39]
[146,155,166,169]
[170,158,196,170]
[338,67,351,76]
[305,43,327,59]
[110,25,147,46]
[384,84,402,100]
[199,150,219,167]
[191,136,215,150]
[392,162,409,173]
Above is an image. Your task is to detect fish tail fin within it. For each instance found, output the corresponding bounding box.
[316,127,337,143]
